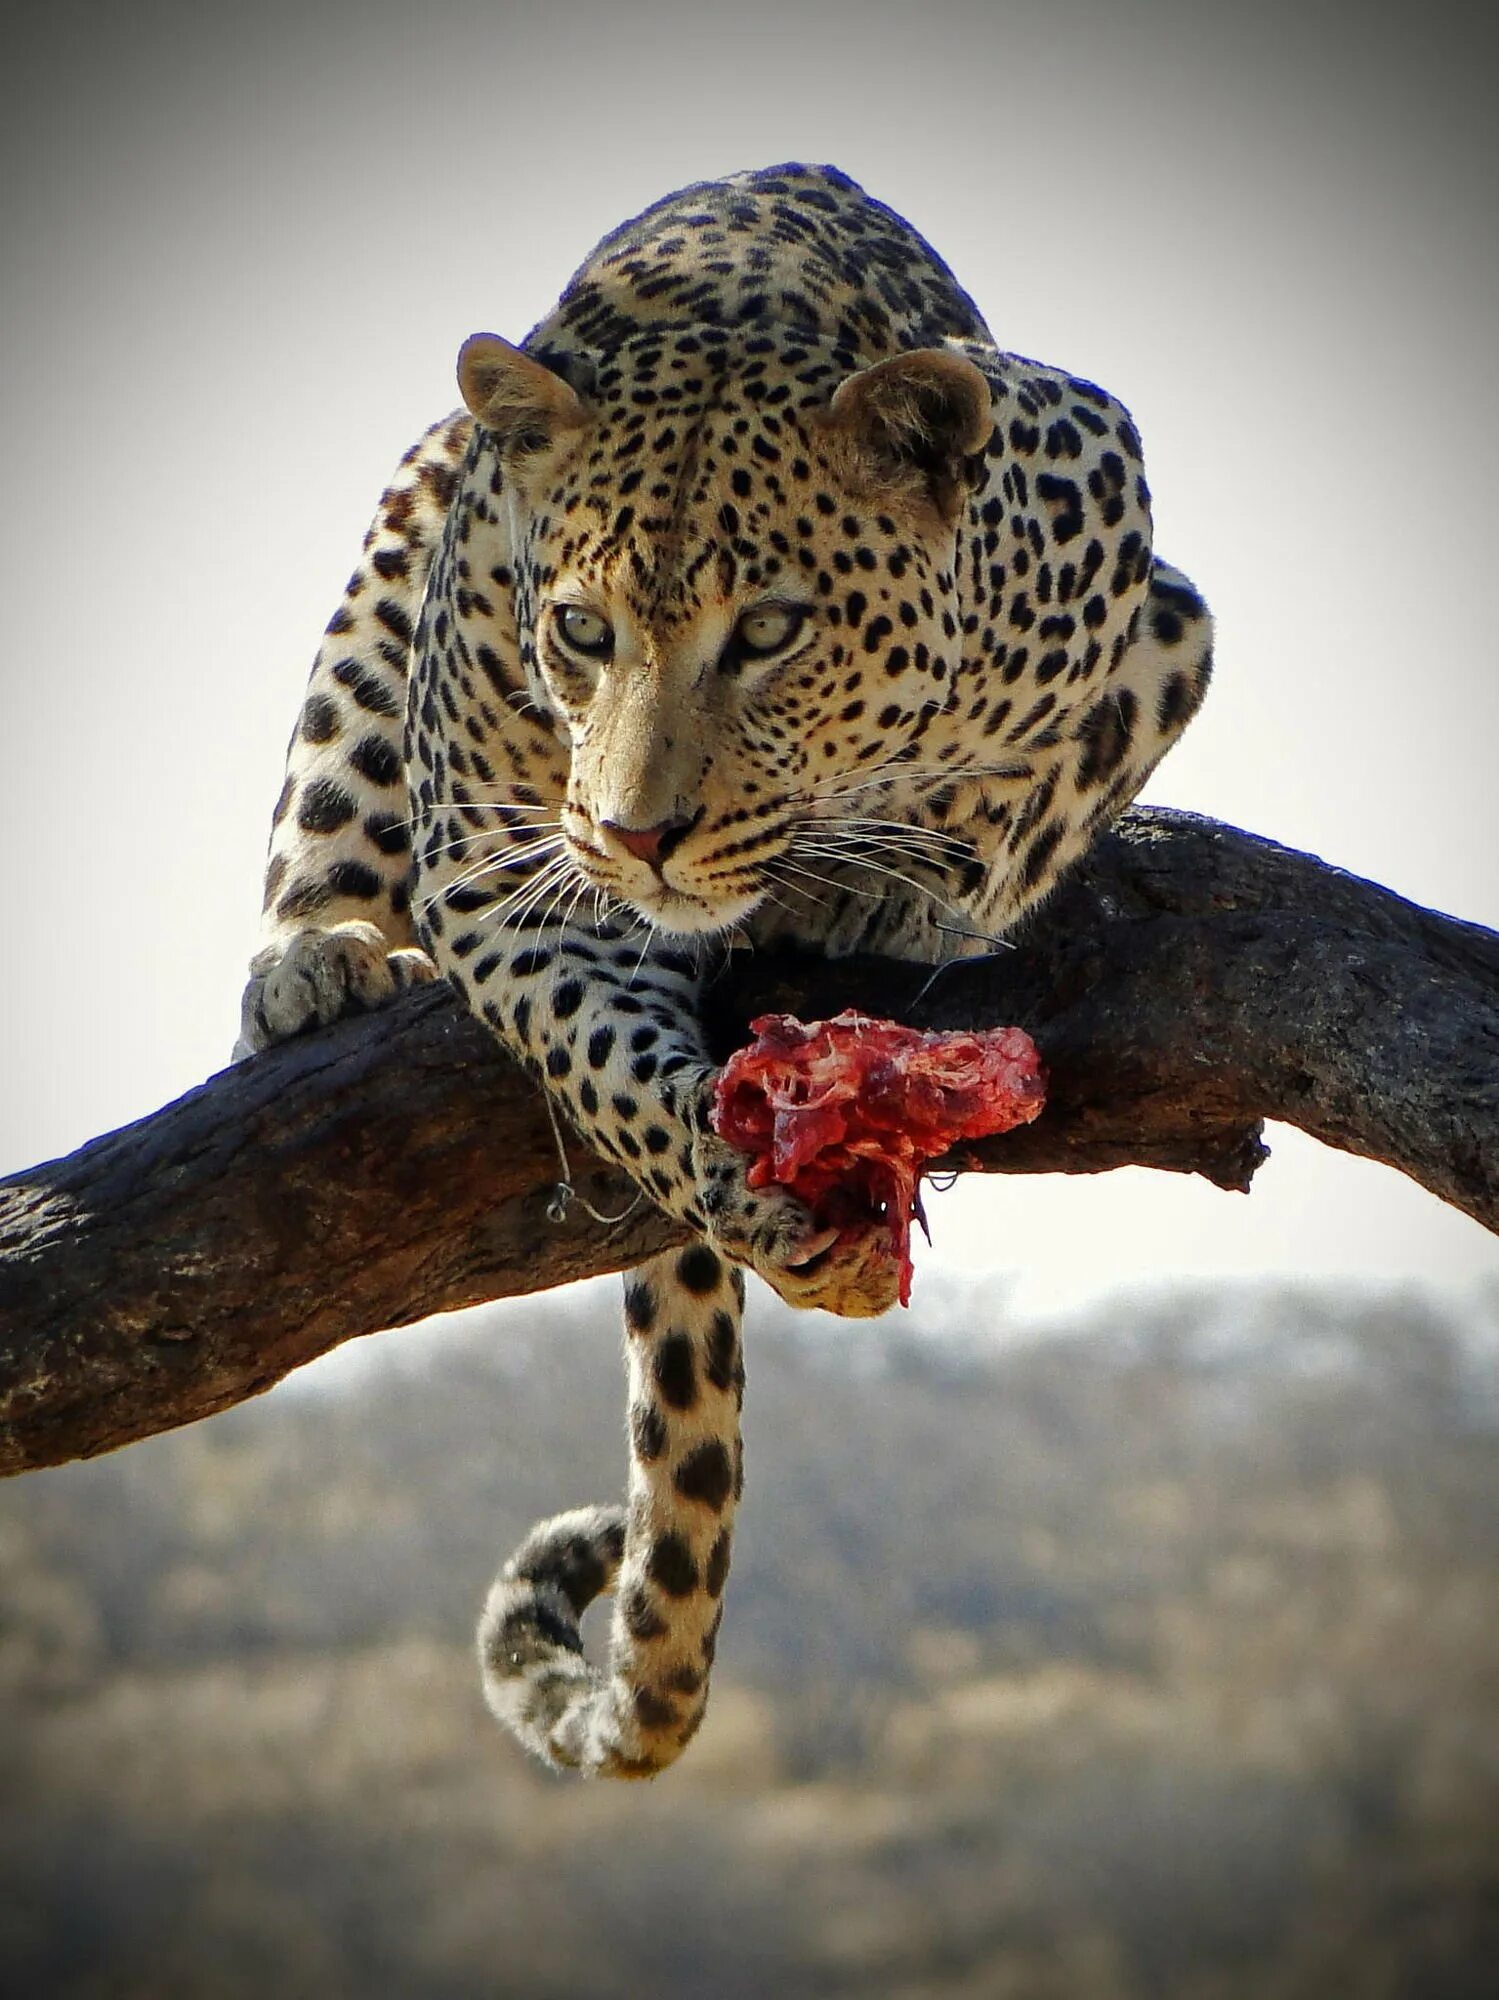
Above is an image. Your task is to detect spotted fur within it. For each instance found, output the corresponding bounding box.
[240,165,1212,1778]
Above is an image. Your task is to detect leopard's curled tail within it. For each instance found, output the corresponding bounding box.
[478,1246,744,1777]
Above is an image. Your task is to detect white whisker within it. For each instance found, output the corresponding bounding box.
[825,819,978,865]
[556,875,592,939]
[397,794,568,837]
[422,824,564,869]
[787,835,969,922]
[754,882,803,920]
[627,919,659,987]
[493,855,580,934]
[806,756,1035,805]
[768,854,877,904]
[430,849,575,933]
[415,834,567,914]
[759,862,834,912]
[835,812,977,848]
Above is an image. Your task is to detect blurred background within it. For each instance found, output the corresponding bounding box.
[2,0,1496,1992]
[4,1282,1497,1996]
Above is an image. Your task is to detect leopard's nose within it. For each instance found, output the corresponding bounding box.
[602,811,701,871]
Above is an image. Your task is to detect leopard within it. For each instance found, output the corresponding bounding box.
[238,163,1212,1780]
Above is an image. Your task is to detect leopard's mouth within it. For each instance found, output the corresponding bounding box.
[564,823,769,936]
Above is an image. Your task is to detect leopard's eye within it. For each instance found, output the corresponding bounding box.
[735,605,806,657]
[554,604,614,659]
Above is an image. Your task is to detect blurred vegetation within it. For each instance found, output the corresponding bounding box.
[2,1276,1496,1998]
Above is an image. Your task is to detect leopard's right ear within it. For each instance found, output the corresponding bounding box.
[457,335,590,454]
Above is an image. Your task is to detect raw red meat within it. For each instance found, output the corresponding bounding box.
[710,1011,1046,1305]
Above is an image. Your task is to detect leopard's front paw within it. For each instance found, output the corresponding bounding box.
[234,922,437,1058]
[692,1121,901,1320]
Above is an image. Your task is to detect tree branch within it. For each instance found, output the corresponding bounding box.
[3,809,1494,1476]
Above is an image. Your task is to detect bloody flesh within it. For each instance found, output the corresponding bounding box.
[710,1011,1046,1305]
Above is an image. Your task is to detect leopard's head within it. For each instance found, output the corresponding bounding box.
[457,323,991,935]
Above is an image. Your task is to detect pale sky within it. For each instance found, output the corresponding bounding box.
[2,0,1495,1319]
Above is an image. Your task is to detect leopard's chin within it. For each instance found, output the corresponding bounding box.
[623,880,765,938]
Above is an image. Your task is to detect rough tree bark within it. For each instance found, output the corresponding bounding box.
[2,808,1495,1477]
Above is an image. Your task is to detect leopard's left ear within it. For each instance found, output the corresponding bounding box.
[457,334,591,456]
[821,349,992,523]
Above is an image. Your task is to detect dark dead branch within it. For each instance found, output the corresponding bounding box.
[2,808,1494,1476]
